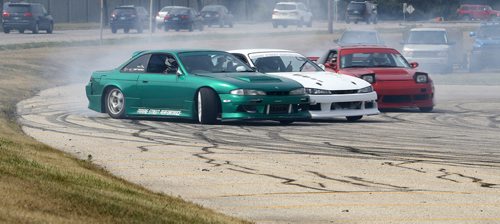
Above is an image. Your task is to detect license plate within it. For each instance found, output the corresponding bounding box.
[354,10,359,13]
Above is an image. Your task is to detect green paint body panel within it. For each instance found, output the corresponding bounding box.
[86,50,310,121]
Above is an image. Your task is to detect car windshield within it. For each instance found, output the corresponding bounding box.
[201,5,221,12]
[6,5,30,13]
[340,31,379,44]
[478,26,500,37]
[407,31,447,44]
[275,4,296,10]
[348,3,365,10]
[170,8,189,15]
[178,52,253,74]
[340,52,410,68]
[114,8,135,15]
[249,52,323,73]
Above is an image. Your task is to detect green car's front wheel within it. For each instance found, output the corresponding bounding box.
[106,88,126,119]
[197,88,219,124]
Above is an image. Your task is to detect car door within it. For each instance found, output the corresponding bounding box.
[138,53,190,112]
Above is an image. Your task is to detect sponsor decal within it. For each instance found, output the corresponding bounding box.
[137,108,181,116]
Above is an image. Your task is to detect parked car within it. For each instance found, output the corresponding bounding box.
[345,1,377,24]
[110,5,149,33]
[336,29,384,45]
[230,49,379,121]
[402,28,455,73]
[469,22,500,71]
[163,7,203,32]
[456,4,500,21]
[85,50,310,124]
[316,45,435,112]
[200,5,233,28]
[155,6,185,29]
[272,2,313,28]
[2,2,53,34]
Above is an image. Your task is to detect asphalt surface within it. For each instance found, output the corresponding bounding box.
[14,22,500,223]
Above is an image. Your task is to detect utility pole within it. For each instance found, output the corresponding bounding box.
[149,0,154,34]
[100,0,103,45]
[328,0,333,34]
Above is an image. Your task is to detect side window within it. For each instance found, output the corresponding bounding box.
[42,6,47,15]
[232,53,249,65]
[146,53,178,74]
[122,54,150,73]
[327,50,338,64]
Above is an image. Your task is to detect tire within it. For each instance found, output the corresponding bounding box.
[105,88,126,119]
[124,28,130,33]
[419,107,433,113]
[111,26,117,33]
[19,29,25,33]
[354,20,358,24]
[164,25,169,32]
[46,23,53,34]
[196,88,220,124]
[219,20,224,28]
[189,24,193,32]
[3,28,10,34]
[346,17,351,24]
[198,24,204,31]
[32,23,39,34]
[279,120,294,125]
[346,116,363,122]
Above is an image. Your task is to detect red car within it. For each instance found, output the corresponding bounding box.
[456,4,500,21]
[315,45,434,112]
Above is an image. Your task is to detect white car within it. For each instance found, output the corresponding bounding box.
[272,2,313,28]
[402,28,453,73]
[155,6,186,29]
[230,49,379,121]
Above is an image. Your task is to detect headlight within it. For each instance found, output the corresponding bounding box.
[414,72,429,83]
[230,89,266,96]
[436,51,448,57]
[305,88,331,95]
[360,74,376,84]
[289,88,305,95]
[358,86,373,93]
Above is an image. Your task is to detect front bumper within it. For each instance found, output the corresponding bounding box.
[219,94,310,121]
[374,80,434,109]
[308,92,379,119]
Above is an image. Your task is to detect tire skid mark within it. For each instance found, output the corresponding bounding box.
[382,160,426,173]
[437,168,499,188]
[324,142,380,157]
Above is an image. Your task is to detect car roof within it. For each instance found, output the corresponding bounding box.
[336,45,395,50]
[343,29,378,33]
[277,2,300,5]
[138,49,226,55]
[228,49,295,55]
[410,28,446,32]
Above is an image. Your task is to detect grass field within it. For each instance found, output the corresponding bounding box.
[0,48,250,223]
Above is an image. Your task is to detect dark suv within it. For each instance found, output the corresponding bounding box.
[200,5,233,28]
[110,5,149,33]
[2,3,54,34]
[163,7,203,32]
[345,1,377,24]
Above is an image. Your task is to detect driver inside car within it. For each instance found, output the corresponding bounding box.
[164,57,178,74]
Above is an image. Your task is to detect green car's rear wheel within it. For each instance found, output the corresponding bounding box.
[106,88,126,119]
[197,88,219,124]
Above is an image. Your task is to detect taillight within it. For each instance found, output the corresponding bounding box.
[2,11,9,17]
[164,15,170,20]
[181,15,189,19]
[24,12,33,17]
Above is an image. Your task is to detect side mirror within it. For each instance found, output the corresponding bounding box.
[324,63,337,71]
[410,62,419,68]
[250,66,258,72]
[176,68,183,76]
[469,32,476,37]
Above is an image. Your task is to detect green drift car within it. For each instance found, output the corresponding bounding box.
[85,50,310,124]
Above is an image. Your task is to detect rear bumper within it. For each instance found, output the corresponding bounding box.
[3,20,35,29]
[374,81,434,109]
[165,21,192,29]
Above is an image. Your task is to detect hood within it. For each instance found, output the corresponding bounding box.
[403,44,450,52]
[340,67,416,81]
[196,72,304,91]
[266,71,370,90]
